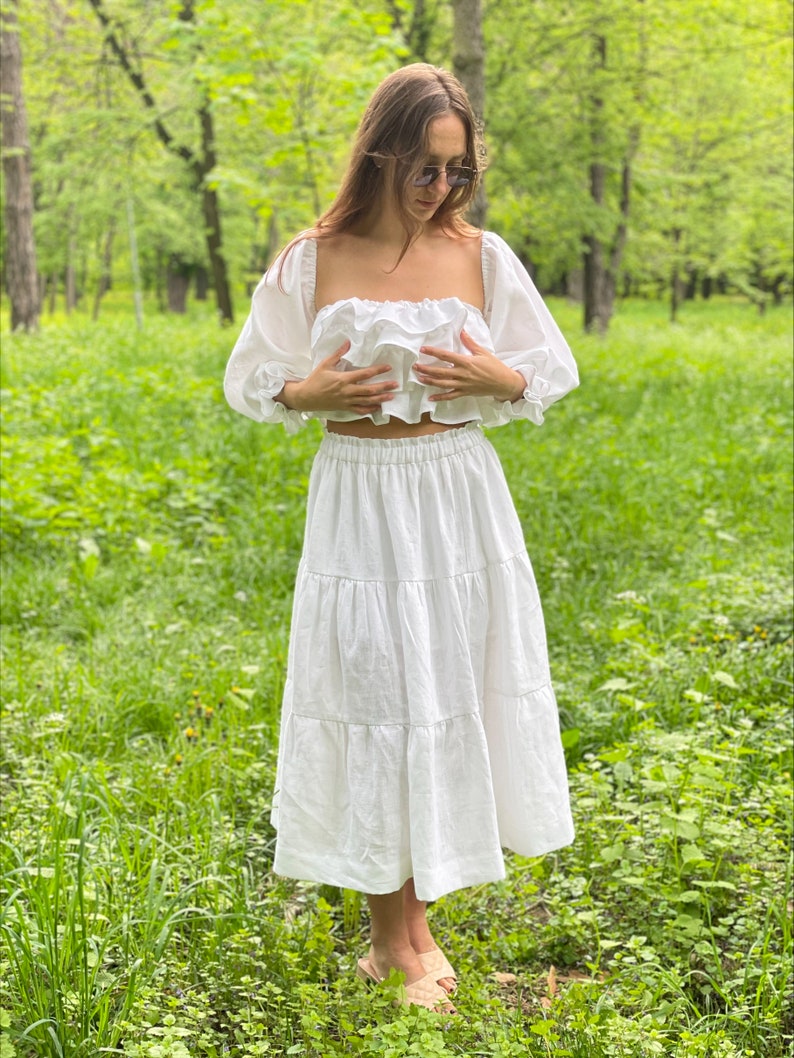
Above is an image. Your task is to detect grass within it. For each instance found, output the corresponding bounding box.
[0,294,792,1057]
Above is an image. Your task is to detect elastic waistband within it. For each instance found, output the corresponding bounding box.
[318,423,485,465]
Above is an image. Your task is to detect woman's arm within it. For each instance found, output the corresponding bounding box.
[277,341,399,416]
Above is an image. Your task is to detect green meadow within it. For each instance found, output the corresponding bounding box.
[1,297,791,1056]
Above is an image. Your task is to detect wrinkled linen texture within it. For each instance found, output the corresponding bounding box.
[223,230,579,902]
[271,428,574,901]
[223,231,579,432]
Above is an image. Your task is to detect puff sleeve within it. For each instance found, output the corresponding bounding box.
[482,231,578,425]
[224,238,316,433]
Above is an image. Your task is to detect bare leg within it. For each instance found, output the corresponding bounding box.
[403,878,455,992]
[366,883,426,985]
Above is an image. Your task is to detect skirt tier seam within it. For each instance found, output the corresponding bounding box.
[289,680,556,728]
[300,549,529,585]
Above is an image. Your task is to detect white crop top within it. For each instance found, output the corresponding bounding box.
[224,232,578,433]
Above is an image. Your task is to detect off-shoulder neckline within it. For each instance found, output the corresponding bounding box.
[304,231,498,320]
[313,294,485,321]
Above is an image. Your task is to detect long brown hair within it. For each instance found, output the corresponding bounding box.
[279,63,485,278]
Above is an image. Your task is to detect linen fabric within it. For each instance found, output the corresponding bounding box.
[223,232,579,433]
[271,426,575,902]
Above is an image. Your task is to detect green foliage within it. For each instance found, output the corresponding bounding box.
[14,0,403,312]
[8,1,791,320]
[1,298,792,1055]
[485,0,792,301]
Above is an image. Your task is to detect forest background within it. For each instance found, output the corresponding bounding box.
[1,1,793,1057]
[2,0,792,329]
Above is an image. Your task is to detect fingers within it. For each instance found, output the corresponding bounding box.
[353,388,395,404]
[322,340,351,366]
[413,364,455,384]
[419,344,463,366]
[420,332,486,362]
[321,349,395,384]
[345,363,397,384]
[459,329,483,353]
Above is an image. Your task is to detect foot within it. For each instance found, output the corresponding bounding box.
[365,942,427,986]
[417,946,457,993]
[402,882,456,993]
[357,955,455,1013]
[406,920,456,992]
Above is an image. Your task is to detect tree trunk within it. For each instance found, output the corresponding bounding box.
[92,221,115,320]
[582,35,637,335]
[127,196,143,328]
[452,0,487,230]
[670,227,682,322]
[197,99,233,322]
[88,0,233,323]
[166,255,191,313]
[583,35,607,333]
[1,0,40,331]
[194,265,209,300]
[65,231,78,312]
[388,0,432,61]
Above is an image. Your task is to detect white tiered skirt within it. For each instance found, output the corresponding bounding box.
[271,425,574,902]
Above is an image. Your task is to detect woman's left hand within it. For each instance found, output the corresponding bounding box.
[413,330,526,403]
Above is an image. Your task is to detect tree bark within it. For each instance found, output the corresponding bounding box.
[196,97,233,322]
[194,265,209,301]
[167,255,191,313]
[670,227,682,322]
[583,35,637,334]
[92,221,115,320]
[388,0,433,62]
[583,35,608,333]
[452,0,488,230]
[88,0,233,323]
[1,0,40,331]
[65,233,78,313]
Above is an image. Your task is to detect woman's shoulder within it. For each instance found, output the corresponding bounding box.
[480,230,514,256]
[480,231,528,287]
[264,232,317,296]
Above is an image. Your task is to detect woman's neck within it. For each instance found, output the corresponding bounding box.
[355,198,428,248]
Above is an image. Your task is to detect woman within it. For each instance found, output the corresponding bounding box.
[224,63,578,1012]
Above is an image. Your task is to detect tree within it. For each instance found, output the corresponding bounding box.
[1,0,39,331]
[87,0,234,323]
[387,0,435,61]
[483,0,646,314]
[451,0,487,228]
[627,0,794,317]
[9,0,790,326]
[581,25,640,333]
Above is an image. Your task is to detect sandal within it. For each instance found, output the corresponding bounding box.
[356,957,456,1013]
[418,948,457,992]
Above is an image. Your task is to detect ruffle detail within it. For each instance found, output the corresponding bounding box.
[310,296,521,427]
[253,361,308,433]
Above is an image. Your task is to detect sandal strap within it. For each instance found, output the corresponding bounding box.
[418,948,457,983]
[403,970,456,1012]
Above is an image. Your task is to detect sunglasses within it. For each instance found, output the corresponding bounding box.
[412,165,476,188]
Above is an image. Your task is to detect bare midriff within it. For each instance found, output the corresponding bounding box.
[326,413,470,439]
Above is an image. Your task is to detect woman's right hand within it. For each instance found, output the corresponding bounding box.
[277,341,398,415]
